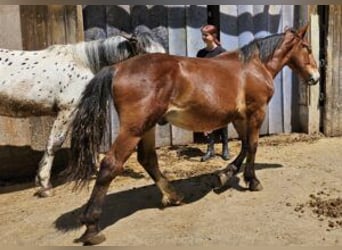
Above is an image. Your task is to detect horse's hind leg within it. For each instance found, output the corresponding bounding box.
[35,109,73,197]
[137,127,183,207]
[76,131,141,245]
[217,119,248,187]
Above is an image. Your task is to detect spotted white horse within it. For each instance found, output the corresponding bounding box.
[0,25,166,197]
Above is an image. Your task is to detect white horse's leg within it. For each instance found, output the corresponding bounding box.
[35,109,74,197]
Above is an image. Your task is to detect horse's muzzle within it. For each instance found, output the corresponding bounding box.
[307,77,319,86]
[307,73,320,86]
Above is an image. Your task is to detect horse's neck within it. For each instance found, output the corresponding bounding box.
[71,39,106,73]
[264,51,290,78]
[264,39,298,78]
[76,37,135,73]
[70,42,94,72]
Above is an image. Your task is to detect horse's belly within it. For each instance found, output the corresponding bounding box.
[0,74,59,117]
[164,108,226,132]
[0,93,56,117]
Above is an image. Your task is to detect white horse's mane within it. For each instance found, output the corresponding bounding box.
[71,26,166,74]
[72,36,134,73]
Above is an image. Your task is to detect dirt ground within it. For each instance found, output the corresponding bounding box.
[0,133,341,246]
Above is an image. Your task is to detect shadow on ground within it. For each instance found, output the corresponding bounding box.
[54,162,282,233]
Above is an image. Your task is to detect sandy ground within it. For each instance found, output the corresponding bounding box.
[0,133,341,246]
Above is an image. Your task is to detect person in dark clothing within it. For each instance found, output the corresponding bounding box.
[196,24,230,162]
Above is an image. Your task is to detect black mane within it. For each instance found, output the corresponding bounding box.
[240,33,285,63]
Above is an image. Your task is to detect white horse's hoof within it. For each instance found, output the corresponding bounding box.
[217,172,230,186]
[34,188,53,198]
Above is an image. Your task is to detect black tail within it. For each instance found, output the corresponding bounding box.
[65,66,114,189]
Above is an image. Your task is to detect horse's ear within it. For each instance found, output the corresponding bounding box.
[298,23,309,38]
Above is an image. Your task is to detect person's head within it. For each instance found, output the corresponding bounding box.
[201,24,220,46]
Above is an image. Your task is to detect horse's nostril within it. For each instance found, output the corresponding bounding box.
[307,73,320,85]
[308,77,319,86]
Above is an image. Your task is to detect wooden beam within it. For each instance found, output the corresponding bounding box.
[307,12,321,134]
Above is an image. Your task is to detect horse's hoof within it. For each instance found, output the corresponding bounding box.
[216,170,234,187]
[74,233,106,245]
[216,164,238,186]
[221,154,230,161]
[200,153,215,162]
[161,193,184,207]
[217,172,228,186]
[34,188,53,198]
[249,180,263,191]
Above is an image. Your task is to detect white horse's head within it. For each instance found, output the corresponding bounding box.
[133,25,167,54]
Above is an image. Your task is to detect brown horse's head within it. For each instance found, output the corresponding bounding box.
[285,24,320,85]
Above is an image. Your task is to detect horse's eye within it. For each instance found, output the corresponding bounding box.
[302,44,312,54]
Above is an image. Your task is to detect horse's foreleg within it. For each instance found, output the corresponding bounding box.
[137,127,183,207]
[243,130,263,191]
[35,110,73,197]
[217,120,248,187]
[76,132,140,245]
[243,109,266,191]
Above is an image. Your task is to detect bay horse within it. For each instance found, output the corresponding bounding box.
[66,24,319,245]
[0,25,166,197]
